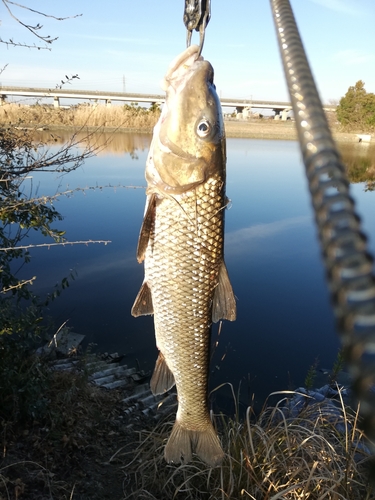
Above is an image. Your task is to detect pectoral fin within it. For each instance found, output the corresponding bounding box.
[212,261,236,322]
[131,281,153,316]
[150,352,175,395]
[136,193,156,263]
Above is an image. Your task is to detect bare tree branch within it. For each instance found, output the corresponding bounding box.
[5,1,82,21]
[0,0,82,49]
[1,276,36,293]
[0,64,9,75]
[0,37,51,50]
[0,240,111,252]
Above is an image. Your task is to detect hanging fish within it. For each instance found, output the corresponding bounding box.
[132,44,236,466]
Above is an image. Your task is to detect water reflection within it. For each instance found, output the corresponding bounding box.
[33,128,152,156]
[21,132,375,411]
[339,142,375,190]
[226,216,310,254]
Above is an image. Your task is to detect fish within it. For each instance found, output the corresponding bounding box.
[131,44,236,467]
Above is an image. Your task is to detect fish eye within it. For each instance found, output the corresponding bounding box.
[196,120,211,138]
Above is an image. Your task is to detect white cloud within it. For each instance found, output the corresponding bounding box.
[306,0,361,16]
[68,33,158,45]
[333,49,374,65]
[76,252,136,281]
[226,216,310,255]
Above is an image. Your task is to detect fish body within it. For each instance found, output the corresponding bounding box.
[132,45,236,466]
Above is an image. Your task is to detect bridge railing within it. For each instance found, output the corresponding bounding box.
[0,85,337,114]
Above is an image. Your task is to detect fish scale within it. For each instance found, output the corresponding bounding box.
[147,175,224,453]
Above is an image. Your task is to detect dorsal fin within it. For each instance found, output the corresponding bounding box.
[131,281,153,316]
[212,261,236,322]
[136,193,156,263]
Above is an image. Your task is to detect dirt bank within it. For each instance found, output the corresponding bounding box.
[224,119,362,143]
[4,106,364,144]
[46,119,363,143]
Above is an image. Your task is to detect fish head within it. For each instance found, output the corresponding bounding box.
[146,45,226,195]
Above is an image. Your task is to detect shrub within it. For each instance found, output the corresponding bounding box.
[337,80,375,130]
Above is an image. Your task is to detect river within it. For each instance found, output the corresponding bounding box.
[21,131,375,411]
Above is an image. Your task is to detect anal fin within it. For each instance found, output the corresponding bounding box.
[131,281,153,317]
[150,352,175,395]
[212,261,236,323]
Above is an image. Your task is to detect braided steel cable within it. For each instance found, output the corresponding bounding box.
[270,0,375,444]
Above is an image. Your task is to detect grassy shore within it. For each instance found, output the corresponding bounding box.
[1,359,374,499]
[224,118,363,143]
[0,102,160,131]
[0,103,368,142]
[126,389,375,499]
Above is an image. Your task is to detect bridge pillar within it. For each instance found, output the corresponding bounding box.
[53,96,60,108]
[235,106,244,120]
[243,106,251,119]
[273,109,281,120]
[105,99,112,107]
[281,109,289,121]
[0,94,6,106]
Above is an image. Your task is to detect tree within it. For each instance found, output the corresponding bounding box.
[0,126,97,336]
[336,80,375,130]
[0,0,113,337]
[0,3,107,426]
[0,4,96,339]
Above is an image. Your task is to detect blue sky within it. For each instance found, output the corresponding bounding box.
[1,0,374,103]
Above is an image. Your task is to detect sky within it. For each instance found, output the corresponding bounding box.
[1,0,374,104]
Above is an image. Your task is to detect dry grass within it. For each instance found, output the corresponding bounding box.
[1,363,374,499]
[0,102,160,130]
[122,388,375,499]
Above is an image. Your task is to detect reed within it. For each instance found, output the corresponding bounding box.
[0,102,160,130]
[122,389,374,499]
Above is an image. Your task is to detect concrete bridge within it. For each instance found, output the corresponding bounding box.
[0,86,336,119]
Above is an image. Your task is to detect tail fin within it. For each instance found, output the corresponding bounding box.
[164,420,224,467]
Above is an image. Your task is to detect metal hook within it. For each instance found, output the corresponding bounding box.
[183,0,211,55]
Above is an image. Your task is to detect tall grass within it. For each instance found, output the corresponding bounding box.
[121,389,374,499]
[0,102,160,130]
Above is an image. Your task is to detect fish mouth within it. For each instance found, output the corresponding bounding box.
[162,45,203,92]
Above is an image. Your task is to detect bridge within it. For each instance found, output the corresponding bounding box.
[0,86,336,119]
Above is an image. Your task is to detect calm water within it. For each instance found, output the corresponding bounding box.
[20,132,375,410]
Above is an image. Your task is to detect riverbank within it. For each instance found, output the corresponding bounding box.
[1,103,369,143]
[1,350,373,499]
[13,119,366,145]
[224,118,362,143]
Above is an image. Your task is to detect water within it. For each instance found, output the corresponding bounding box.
[18,131,375,410]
